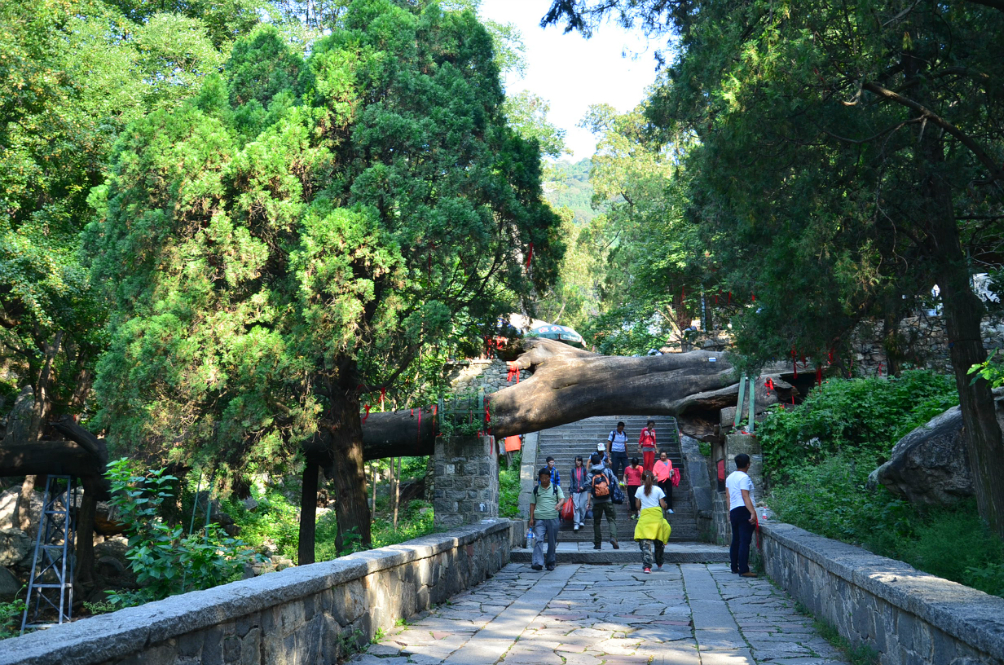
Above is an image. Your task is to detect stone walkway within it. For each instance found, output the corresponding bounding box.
[354,563,851,665]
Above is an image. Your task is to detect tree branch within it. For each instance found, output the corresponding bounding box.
[862,81,1004,183]
[965,0,1004,12]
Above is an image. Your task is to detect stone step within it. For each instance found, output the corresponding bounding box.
[509,541,728,564]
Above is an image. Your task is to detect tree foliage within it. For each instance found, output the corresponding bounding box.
[87,1,562,549]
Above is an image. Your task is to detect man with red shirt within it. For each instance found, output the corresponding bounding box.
[638,419,658,471]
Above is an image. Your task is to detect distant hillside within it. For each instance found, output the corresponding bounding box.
[544,159,597,225]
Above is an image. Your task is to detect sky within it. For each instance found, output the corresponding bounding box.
[478,1,664,160]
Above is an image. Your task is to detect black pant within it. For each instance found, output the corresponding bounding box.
[627,486,639,515]
[730,506,755,574]
[611,451,629,478]
[658,480,673,509]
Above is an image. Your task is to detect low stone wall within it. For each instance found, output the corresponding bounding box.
[0,520,518,665]
[761,521,1004,664]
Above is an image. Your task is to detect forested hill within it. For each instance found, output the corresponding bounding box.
[544,159,595,225]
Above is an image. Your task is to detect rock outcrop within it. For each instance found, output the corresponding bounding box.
[871,406,975,505]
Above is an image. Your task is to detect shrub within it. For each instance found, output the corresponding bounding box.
[0,595,25,639]
[314,499,435,560]
[758,370,957,483]
[499,453,522,518]
[219,488,301,561]
[105,459,258,607]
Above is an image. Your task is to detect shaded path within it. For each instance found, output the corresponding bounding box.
[354,563,851,664]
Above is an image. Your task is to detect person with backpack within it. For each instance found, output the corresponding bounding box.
[607,421,629,480]
[726,453,758,578]
[653,451,675,514]
[587,452,620,550]
[545,456,560,487]
[638,420,657,472]
[633,470,671,573]
[529,467,565,571]
[568,456,590,531]
[624,457,644,520]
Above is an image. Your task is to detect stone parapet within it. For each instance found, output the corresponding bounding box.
[0,520,519,665]
[761,521,1004,664]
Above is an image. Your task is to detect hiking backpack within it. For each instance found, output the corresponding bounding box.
[590,472,611,498]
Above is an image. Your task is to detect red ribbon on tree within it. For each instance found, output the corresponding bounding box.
[877,362,884,377]
[380,387,386,411]
[525,242,534,269]
[362,404,371,423]
[506,361,520,383]
[816,366,823,387]
[765,378,775,392]
[751,292,756,303]
[728,291,732,304]
[828,348,834,364]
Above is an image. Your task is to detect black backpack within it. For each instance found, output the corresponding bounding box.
[533,483,558,498]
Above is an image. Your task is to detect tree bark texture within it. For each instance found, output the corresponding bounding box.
[75,476,100,587]
[360,339,794,457]
[297,459,319,565]
[312,367,372,553]
[932,210,1004,536]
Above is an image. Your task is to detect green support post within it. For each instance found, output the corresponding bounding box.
[747,375,756,435]
[734,374,747,429]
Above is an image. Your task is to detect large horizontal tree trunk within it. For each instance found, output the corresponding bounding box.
[361,339,794,458]
[0,440,107,477]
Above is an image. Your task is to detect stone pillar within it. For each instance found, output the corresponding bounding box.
[432,435,499,529]
[725,432,764,495]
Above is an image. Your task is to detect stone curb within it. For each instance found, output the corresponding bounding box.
[0,520,512,665]
[761,521,1004,661]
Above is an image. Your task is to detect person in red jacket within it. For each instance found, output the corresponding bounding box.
[624,458,644,519]
[638,419,657,471]
[653,451,674,514]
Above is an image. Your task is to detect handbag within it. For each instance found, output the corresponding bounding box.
[672,468,681,487]
[560,497,574,522]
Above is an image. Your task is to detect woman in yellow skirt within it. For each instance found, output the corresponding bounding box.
[633,471,671,572]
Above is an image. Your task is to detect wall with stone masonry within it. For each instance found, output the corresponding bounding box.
[761,521,1004,665]
[850,315,1004,377]
[443,359,528,397]
[0,520,519,665]
[432,435,499,529]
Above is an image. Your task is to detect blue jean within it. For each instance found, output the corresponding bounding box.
[730,506,755,574]
[532,518,559,568]
[610,451,629,478]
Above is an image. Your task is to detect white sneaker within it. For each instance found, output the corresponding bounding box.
[668,509,675,514]
[573,524,580,531]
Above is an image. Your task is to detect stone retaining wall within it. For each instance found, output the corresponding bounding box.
[0,520,518,665]
[761,521,1004,664]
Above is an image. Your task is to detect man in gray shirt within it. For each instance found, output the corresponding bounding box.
[529,467,565,570]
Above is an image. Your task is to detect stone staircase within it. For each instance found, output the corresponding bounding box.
[532,415,700,542]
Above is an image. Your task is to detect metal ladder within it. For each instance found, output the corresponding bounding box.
[21,475,76,634]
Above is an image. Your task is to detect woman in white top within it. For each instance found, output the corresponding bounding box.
[633,471,671,573]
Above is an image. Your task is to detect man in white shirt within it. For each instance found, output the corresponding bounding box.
[607,421,629,480]
[725,453,758,578]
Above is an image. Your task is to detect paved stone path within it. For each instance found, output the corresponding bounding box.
[354,563,851,665]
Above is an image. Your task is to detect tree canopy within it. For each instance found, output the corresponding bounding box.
[86,0,562,554]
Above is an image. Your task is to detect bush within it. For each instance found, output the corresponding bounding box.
[105,459,258,607]
[758,370,957,483]
[499,453,521,518]
[0,595,25,640]
[220,488,301,561]
[314,499,435,560]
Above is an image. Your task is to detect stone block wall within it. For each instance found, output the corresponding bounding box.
[443,359,528,397]
[432,435,499,529]
[0,521,518,665]
[761,521,1004,664]
[851,315,1004,376]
